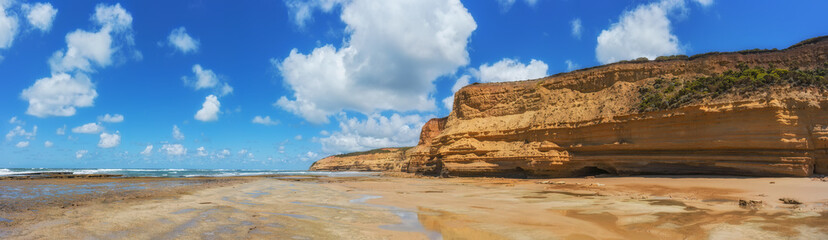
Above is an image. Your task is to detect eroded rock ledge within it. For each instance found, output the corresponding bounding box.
[311,36,828,177]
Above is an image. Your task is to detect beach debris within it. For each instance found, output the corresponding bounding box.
[588,183,605,187]
[738,199,763,209]
[536,180,566,185]
[199,202,212,204]
[769,181,775,184]
[779,198,802,205]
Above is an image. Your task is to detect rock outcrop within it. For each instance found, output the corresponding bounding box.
[309,148,409,171]
[311,36,828,177]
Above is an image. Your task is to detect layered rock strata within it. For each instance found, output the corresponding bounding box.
[309,148,409,172]
[312,36,828,177]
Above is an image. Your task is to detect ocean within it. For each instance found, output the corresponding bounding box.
[0,168,379,178]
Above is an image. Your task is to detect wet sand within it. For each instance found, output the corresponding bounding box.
[2,175,827,239]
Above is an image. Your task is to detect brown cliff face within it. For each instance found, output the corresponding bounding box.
[310,36,828,177]
[423,36,828,177]
[406,117,447,175]
[308,148,409,171]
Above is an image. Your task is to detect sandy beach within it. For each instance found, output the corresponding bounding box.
[2,175,827,239]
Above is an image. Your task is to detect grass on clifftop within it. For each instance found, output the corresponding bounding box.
[638,63,828,112]
[333,147,411,158]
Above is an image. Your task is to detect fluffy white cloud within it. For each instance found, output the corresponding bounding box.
[302,151,318,161]
[48,28,113,72]
[167,27,199,53]
[75,150,88,159]
[693,0,713,7]
[194,94,220,122]
[196,146,208,156]
[284,0,346,28]
[571,18,582,39]
[140,145,153,156]
[15,141,29,148]
[6,125,37,141]
[23,3,134,118]
[8,116,23,125]
[319,113,428,153]
[56,125,66,135]
[72,122,103,134]
[565,60,579,71]
[496,0,539,12]
[0,0,19,51]
[92,3,133,33]
[275,0,476,124]
[44,140,53,147]
[183,64,233,96]
[172,125,184,140]
[477,58,548,83]
[21,73,98,117]
[217,149,230,159]
[49,3,135,73]
[442,75,471,110]
[22,2,57,32]
[596,0,685,64]
[162,144,186,156]
[98,113,124,123]
[252,116,279,126]
[98,131,120,148]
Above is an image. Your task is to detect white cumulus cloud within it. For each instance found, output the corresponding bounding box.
[596,0,685,64]
[15,141,29,148]
[167,27,199,54]
[217,149,230,159]
[319,113,428,154]
[565,60,579,71]
[284,0,346,28]
[98,113,124,123]
[162,144,186,156]
[496,0,539,12]
[194,94,220,122]
[75,149,88,159]
[477,58,548,83]
[56,125,66,135]
[44,140,53,147]
[693,0,713,7]
[8,116,23,125]
[196,146,208,156]
[172,125,184,140]
[22,2,57,32]
[22,3,135,118]
[98,131,120,148]
[571,18,582,39]
[275,0,476,124]
[252,116,279,126]
[182,64,233,96]
[0,0,19,51]
[6,125,37,141]
[21,73,98,117]
[72,122,103,134]
[140,145,153,156]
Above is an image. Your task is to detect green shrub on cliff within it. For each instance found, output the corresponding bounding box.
[638,65,828,112]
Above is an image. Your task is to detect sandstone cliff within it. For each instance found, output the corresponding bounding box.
[312,36,828,177]
[309,147,409,171]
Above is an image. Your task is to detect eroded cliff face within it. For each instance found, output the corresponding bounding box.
[311,36,828,177]
[414,37,828,177]
[309,148,409,172]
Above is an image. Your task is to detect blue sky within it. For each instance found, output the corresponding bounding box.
[1,0,826,169]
